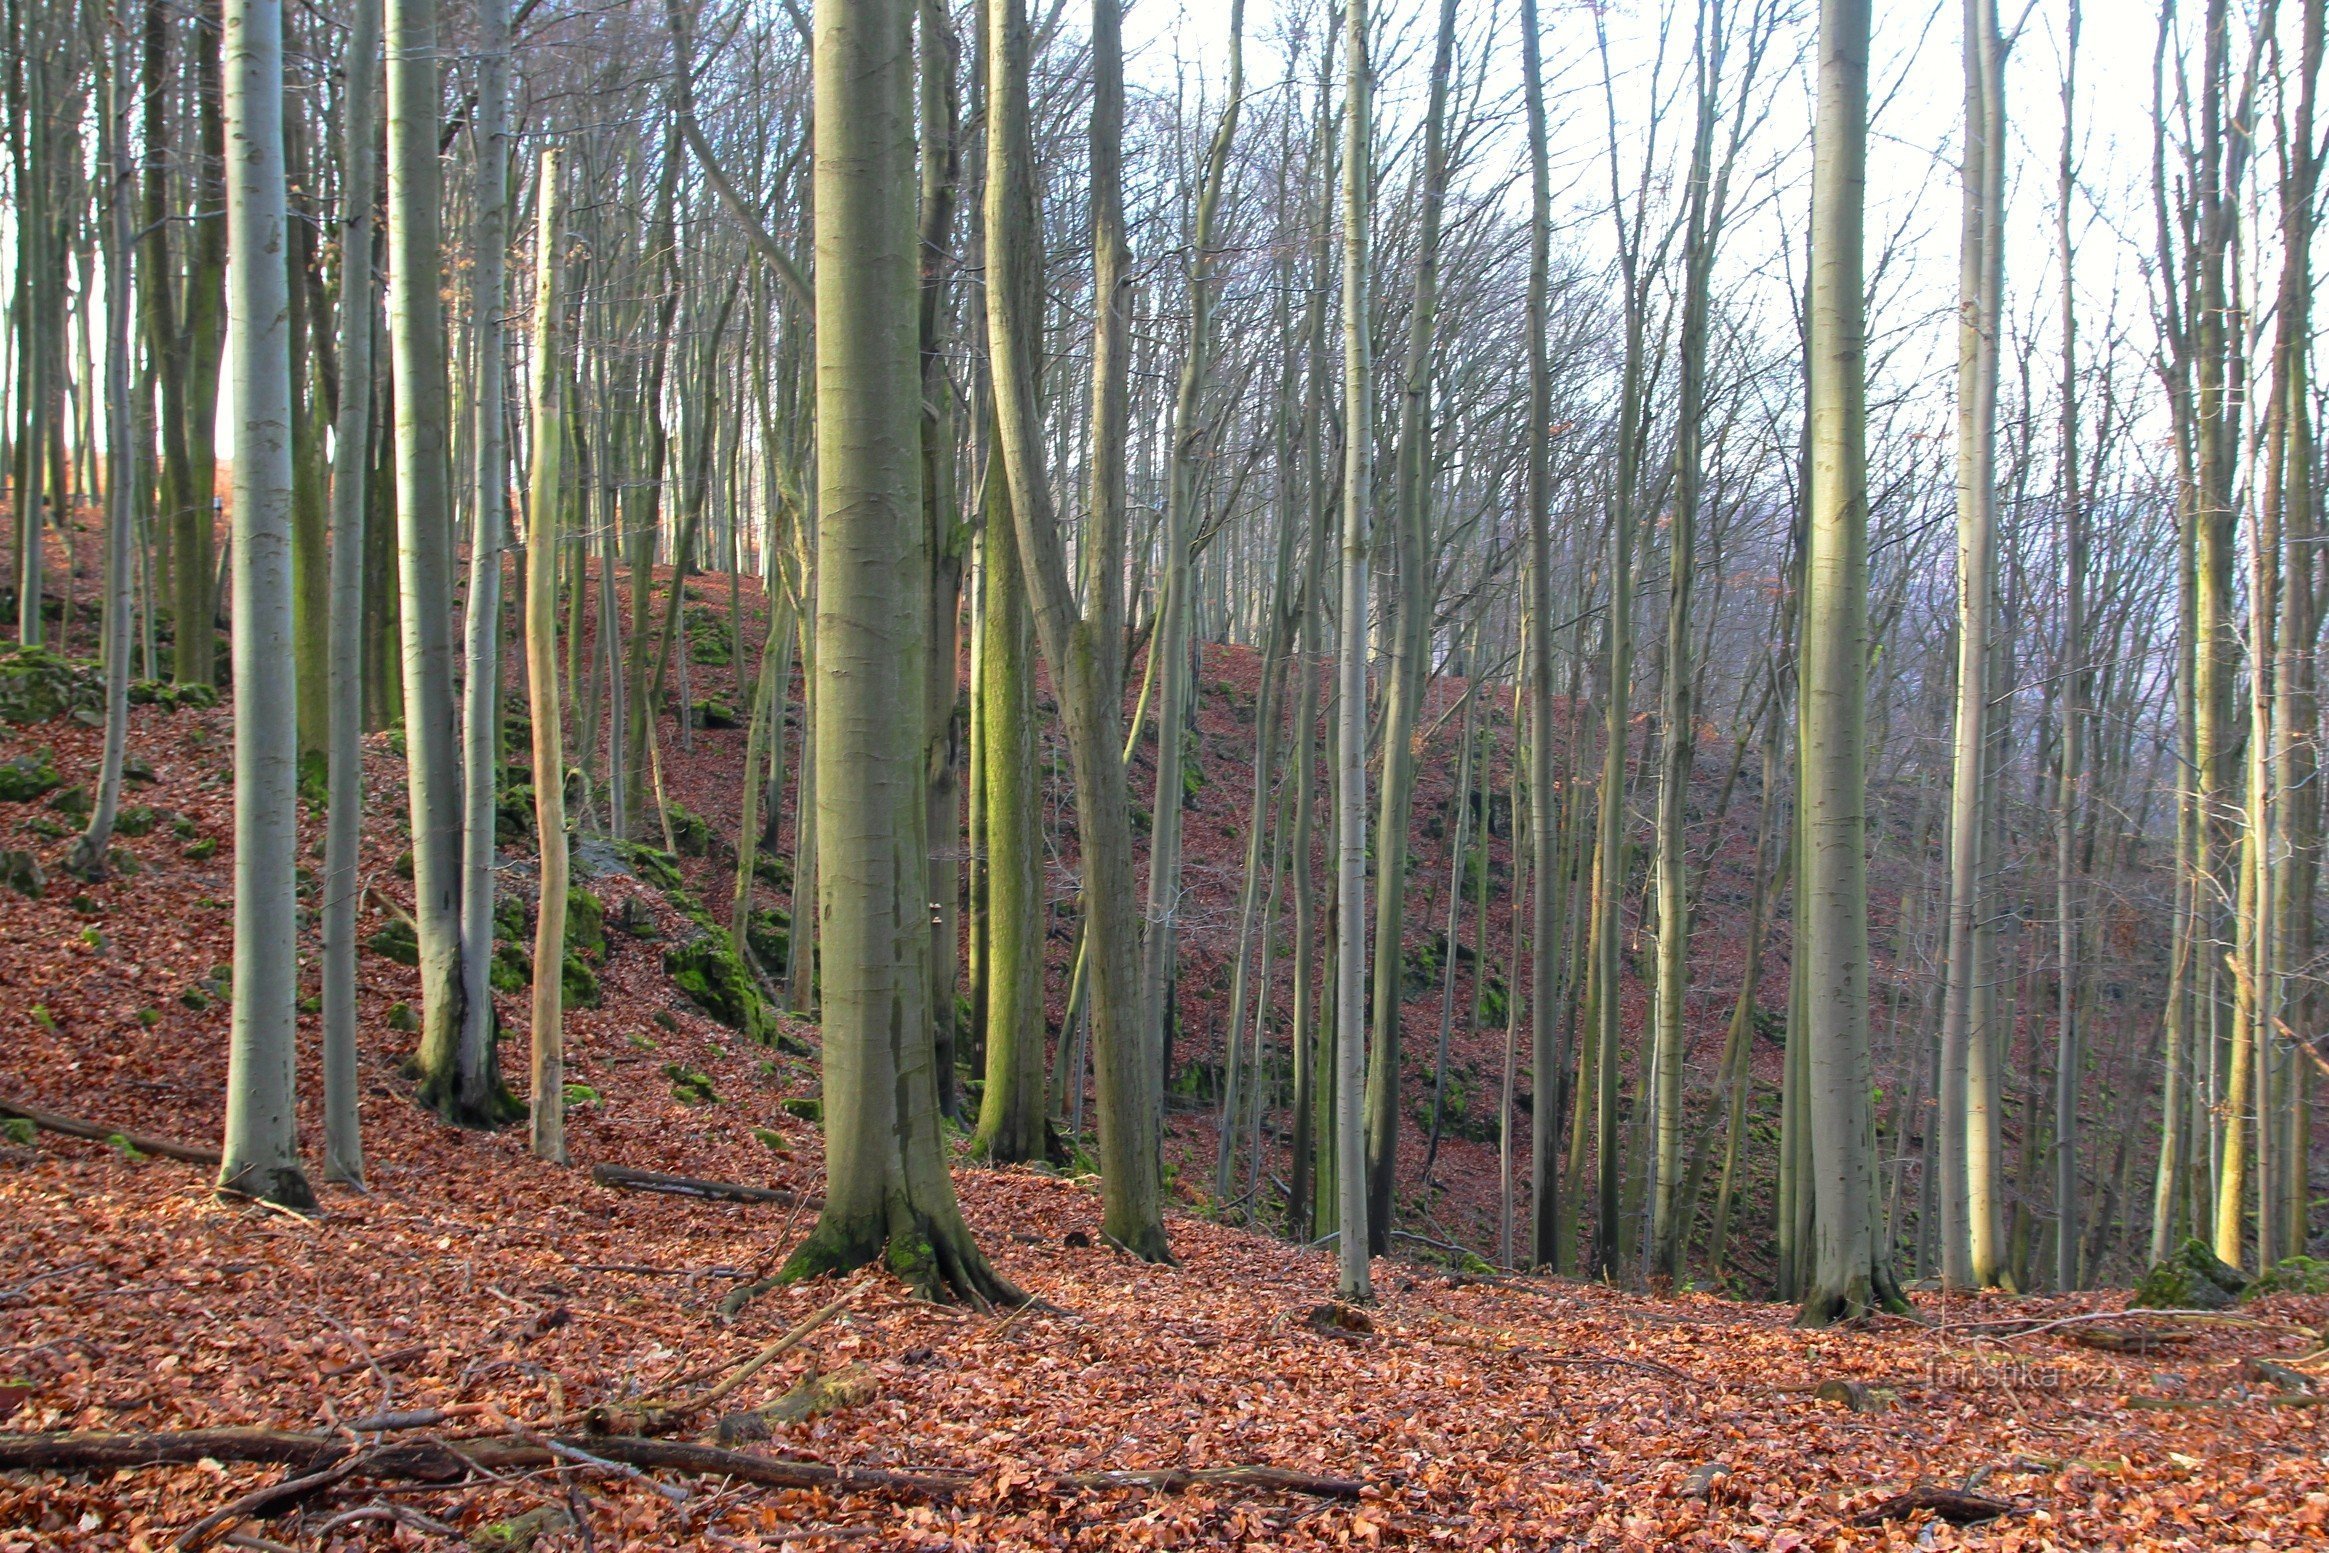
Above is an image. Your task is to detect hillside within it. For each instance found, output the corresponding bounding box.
[2,547,2322,1548]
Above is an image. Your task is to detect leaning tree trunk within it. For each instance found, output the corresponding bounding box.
[1795,0,1895,1329]
[217,0,316,1211]
[526,150,569,1167]
[389,0,504,1125]
[983,0,1169,1262]
[320,0,380,1185]
[780,0,1014,1306]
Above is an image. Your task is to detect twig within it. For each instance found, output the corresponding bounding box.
[171,1453,368,1549]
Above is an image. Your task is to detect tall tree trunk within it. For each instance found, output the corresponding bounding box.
[784,0,1012,1306]
[985,0,1168,1262]
[1518,0,1565,1273]
[217,0,316,1211]
[526,150,569,1166]
[390,0,501,1125]
[1141,0,1244,1104]
[69,16,135,884]
[458,0,516,1109]
[2053,0,2085,1286]
[1939,0,2006,1289]
[1333,0,1374,1304]
[971,439,1045,1163]
[1358,0,1455,1259]
[1796,0,1897,1328]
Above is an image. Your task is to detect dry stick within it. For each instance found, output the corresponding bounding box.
[667,1276,872,1415]
[590,1162,820,1209]
[170,1452,371,1551]
[0,1096,221,1166]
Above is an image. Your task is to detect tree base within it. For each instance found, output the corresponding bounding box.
[218,1162,319,1214]
[414,997,525,1130]
[780,1191,1022,1309]
[1794,1260,1914,1328]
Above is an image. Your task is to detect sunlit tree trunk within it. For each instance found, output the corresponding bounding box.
[319,0,379,1185]
[985,0,1168,1261]
[218,0,316,1210]
[458,0,516,1107]
[1796,0,1897,1328]
[526,150,569,1166]
[784,0,1013,1304]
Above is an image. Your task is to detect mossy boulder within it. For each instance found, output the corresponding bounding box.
[0,848,45,899]
[2134,1237,2251,1310]
[663,801,714,858]
[664,931,775,1044]
[614,841,687,893]
[496,783,535,845]
[562,951,602,1009]
[746,906,790,972]
[115,805,158,837]
[2245,1255,2329,1298]
[366,918,422,967]
[129,678,218,712]
[490,939,533,994]
[0,646,102,724]
[0,748,62,803]
[690,698,742,730]
[566,885,606,961]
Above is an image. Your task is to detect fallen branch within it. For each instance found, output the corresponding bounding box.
[588,1277,872,1435]
[0,1427,966,1499]
[1056,1466,1363,1499]
[591,1163,821,1210]
[1853,1485,2022,1526]
[172,1453,369,1550]
[0,1096,221,1167]
[0,1428,1362,1505]
[2122,1393,2325,1410]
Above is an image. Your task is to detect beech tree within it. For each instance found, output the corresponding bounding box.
[216,0,315,1210]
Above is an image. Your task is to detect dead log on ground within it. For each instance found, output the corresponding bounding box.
[590,1162,821,1209]
[0,1096,221,1166]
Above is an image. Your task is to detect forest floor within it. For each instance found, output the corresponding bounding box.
[1,533,2322,1549]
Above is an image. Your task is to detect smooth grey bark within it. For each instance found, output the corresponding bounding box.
[1520,0,1564,1272]
[391,0,504,1125]
[1795,0,1895,1327]
[784,0,1012,1305]
[1333,0,1373,1304]
[1938,0,2006,1289]
[984,0,1169,1260]
[218,0,316,1210]
[1140,0,1243,1095]
[526,149,568,1166]
[69,16,135,884]
[2052,0,2083,1285]
[1360,0,1456,1259]
[320,0,381,1186]
[457,0,516,1110]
